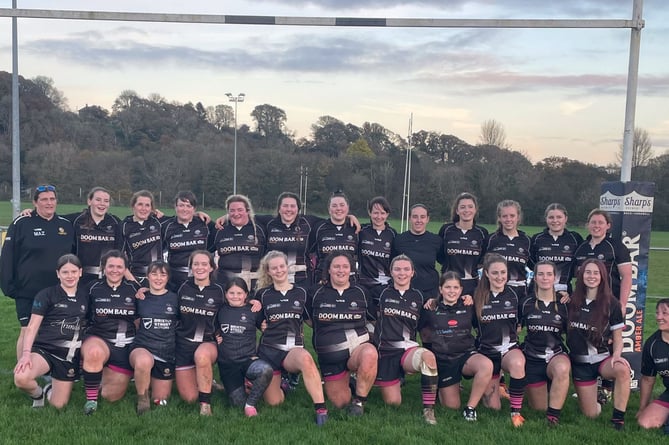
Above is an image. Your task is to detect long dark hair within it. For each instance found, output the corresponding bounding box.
[451,192,479,224]
[569,259,614,346]
[474,253,507,321]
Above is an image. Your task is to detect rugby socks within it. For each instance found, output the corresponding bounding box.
[198,391,212,405]
[611,408,625,430]
[83,370,102,401]
[508,377,525,413]
[314,402,327,412]
[420,374,438,407]
[546,406,561,425]
[353,394,368,405]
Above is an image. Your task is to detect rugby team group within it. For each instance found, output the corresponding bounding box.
[1,185,667,431]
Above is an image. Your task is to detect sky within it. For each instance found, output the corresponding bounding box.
[1,0,668,166]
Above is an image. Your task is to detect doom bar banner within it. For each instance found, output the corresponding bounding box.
[600,181,655,390]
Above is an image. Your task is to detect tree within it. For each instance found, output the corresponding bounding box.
[346,138,375,159]
[251,104,287,146]
[478,119,509,148]
[31,76,68,110]
[206,104,233,130]
[616,127,653,169]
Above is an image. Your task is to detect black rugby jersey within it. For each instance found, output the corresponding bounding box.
[216,303,263,363]
[0,212,74,300]
[134,291,178,361]
[439,223,488,287]
[306,284,374,356]
[260,214,321,284]
[86,279,138,346]
[374,286,423,351]
[574,235,631,300]
[31,285,88,362]
[358,224,397,288]
[475,286,520,357]
[162,218,214,287]
[567,298,623,363]
[176,279,225,343]
[641,330,669,391]
[392,231,443,299]
[309,220,359,282]
[68,210,123,279]
[485,230,532,285]
[420,299,476,361]
[121,215,164,278]
[211,221,266,288]
[256,286,308,350]
[530,229,583,292]
[519,297,568,361]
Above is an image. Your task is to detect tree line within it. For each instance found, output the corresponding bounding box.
[1,72,667,229]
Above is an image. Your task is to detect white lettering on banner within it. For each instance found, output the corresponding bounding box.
[622,234,642,354]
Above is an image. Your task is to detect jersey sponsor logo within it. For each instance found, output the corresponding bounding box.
[448,319,458,327]
[480,313,515,322]
[527,324,561,333]
[321,244,355,253]
[181,296,195,301]
[268,312,301,321]
[382,307,417,320]
[220,323,247,334]
[131,235,161,250]
[537,255,572,262]
[318,312,360,321]
[268,235,304,243]
[96,307,134,316]
[58,227,68,236]
[218,245,258,254]
[321,236,336,241]
[180,306,215,316]
[169,239,205,249]
[361,239,375,246]
[80,234,115,242]
[95,298,112,303]
[504,255,527,264]
[33,228,46,237]
[447,248,479,256]
[360,248,390,258]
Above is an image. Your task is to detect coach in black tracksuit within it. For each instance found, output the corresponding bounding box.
[0,185,74,359]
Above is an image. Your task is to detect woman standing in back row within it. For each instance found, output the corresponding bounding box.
[439,192,488,297]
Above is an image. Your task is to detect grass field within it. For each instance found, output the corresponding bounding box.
[0,201,667,444]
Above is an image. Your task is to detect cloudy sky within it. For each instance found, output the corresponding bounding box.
[1,0,668,165]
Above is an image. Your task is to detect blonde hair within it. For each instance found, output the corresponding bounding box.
[257,250,288,289]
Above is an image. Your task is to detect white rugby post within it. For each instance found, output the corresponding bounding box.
[1,2,644,213]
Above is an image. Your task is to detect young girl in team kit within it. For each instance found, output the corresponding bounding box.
[129,261,178,415]
[215,278,273,417]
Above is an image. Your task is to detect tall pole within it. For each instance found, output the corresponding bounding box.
[620,0,644,181]
[11,0,20,218]
[226,92,245,195]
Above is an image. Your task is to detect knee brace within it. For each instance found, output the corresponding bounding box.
[411,347,438,376]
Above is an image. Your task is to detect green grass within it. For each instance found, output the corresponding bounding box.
[0,202,667,443]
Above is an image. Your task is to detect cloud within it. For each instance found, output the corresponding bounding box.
[559,100,594,115]
[19,24,669,97]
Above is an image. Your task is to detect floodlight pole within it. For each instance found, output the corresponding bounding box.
[226,92,245,195]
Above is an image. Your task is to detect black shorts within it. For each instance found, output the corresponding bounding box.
[375,348,409,386]
[656,389,669,406]
[218,359,253,394]
[175,340,216,369]
[571,359,608,385]
[257,345,290,372]
[129,344,175,380]
[33,347,80,381]
[150,358,175,380]
[15,298,33,327]
[524,354,569,386]
[106,341,132,373]
[318,349,352,381]
[437,351,476,388]
[480,345,520,377]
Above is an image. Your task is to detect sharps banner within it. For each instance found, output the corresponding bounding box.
[600,181,655,390]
